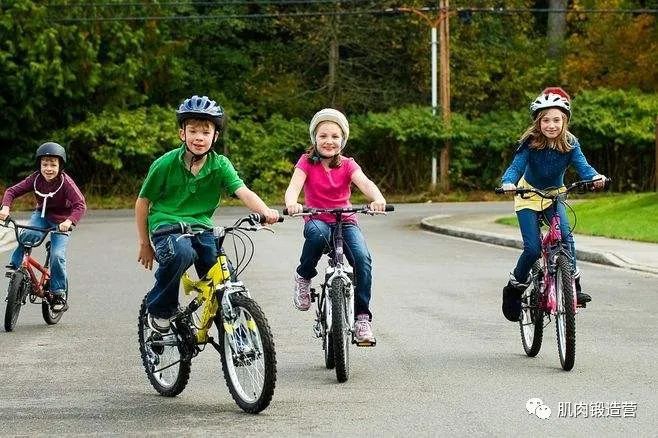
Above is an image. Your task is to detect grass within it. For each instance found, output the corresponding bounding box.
[496,193,658,243]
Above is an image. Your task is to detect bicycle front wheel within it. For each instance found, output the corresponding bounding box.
[218,294,276,414]
[520,262,544,357]
[555,254,576,371]
[5,270,28,332]
[330,279,350,383]
[137,296,191,396]
[321,289,335,369]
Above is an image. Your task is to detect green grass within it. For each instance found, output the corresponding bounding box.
[496,193,658,243]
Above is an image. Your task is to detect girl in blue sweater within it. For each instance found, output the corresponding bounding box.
[499,87,606,322]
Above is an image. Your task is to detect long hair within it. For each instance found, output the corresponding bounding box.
[519,109,574,153]
[304,144,342,168]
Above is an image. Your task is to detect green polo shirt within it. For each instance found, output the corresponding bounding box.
[138,145,245,233]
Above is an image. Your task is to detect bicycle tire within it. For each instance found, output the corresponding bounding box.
[330,278,350,383]
[218,294,277,414]
[321,287,335,369]
[4,269,28,332]
[42,279,67,325]
[520,262,544,357]
[555,254,576,371]
[137,296,191,396]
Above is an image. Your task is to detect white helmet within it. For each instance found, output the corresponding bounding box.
[530,87,571,120]
[309,108,350,146]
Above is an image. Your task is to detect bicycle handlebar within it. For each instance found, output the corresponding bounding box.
[150,213,284,239]
[283,205,395,216]
[494,178,612,199]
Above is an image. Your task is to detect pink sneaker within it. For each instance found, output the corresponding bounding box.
[354,314,375,344]
[293,272,311,311]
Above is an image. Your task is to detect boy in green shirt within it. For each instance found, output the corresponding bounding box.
[136,95,280,332]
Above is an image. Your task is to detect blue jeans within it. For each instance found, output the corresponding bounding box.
[10,211,70,294]
[297,220,373,319]
[147,228,217,319]
[513,204,576,282]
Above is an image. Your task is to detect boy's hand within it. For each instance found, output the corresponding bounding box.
[261,208,281,224]
[138,243,155,270]
[58,219,73,232]
[0,206,9,221]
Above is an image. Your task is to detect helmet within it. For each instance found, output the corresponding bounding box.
[36,142,66,164]
[176,95,224,130]
[309,108,349,145]
[530,87,571,120]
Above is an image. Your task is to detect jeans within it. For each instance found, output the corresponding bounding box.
[513,204,576,283]
[9,211,70,294]
[296,220,373,319]
[147,228,217,318]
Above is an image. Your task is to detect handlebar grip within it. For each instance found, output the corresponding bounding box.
[384,205,395,212]
[494,187,505,194]
[248,213,285,224]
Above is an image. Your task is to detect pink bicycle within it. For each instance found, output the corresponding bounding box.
[495,178,609,371]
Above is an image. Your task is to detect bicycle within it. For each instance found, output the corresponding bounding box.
[137,213,282,413]
[1,217,70,332]
[495,177,610,371]
[285,205,394,382]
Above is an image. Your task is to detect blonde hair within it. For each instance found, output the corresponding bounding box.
[519,109,574,153]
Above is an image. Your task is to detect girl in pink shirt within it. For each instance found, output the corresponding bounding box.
[284,108,387,344]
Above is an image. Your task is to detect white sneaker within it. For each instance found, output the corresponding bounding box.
[292,272,311,311]
[147,314,171,333]
[354,314,375,344]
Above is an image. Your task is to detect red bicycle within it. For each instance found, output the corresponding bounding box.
[495,178,609,371]
[2,217,69,331]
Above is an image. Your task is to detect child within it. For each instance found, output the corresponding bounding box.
[136,95,280,333]
[284,108,387,344]
[0,142,87,312]
[499,87,606,322]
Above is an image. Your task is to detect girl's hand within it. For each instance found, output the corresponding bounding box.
[369,199,386,213]
[0,206,9,221]
[592,175,607,190]
[58,219,73,232]
[286,203,304,215]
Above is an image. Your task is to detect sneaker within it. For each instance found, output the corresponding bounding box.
[293,272,311,311]
[502,273,529,322]
[51,294,69,312]
[574,271,591,306]
[354,314,375,344]
[147,313,171,333]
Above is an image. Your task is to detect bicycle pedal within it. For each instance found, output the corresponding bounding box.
[577,302,587,309]
[353,339,376,347]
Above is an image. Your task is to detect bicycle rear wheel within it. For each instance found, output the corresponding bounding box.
[330,278,350,383]
[5,269,28,332]
[137,296,191,396]
[42,279,67,325]
[520,262,544,357]
[218,294,276,414]
[555,254,576,371]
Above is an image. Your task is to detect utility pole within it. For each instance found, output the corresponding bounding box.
[395,1,452,191]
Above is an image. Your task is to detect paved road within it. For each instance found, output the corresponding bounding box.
[0,204,656,436]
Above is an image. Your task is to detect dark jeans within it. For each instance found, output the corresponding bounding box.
[513,204,576,283]
[146,228,217,318]
[296,219,373,319]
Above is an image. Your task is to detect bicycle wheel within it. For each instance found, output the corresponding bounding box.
[322,290,335,369]
[137,296,191,396]
[218,294,276,414]
[555,254,576,371]
[520,262,544,357]
[329,278,350,383]
[5,269,28,332]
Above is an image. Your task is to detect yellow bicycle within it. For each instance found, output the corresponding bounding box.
[137,213,281,413]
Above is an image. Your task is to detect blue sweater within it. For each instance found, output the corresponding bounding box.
[501,137,598,189]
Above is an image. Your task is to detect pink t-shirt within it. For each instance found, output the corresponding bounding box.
[295,154,361,224]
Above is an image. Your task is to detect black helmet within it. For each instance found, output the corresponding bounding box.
[36,142,67,164]
[176,95,224,130]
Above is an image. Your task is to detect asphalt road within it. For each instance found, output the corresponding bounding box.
[0,204,656,436]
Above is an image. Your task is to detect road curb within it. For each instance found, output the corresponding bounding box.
[420,216,658,275]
